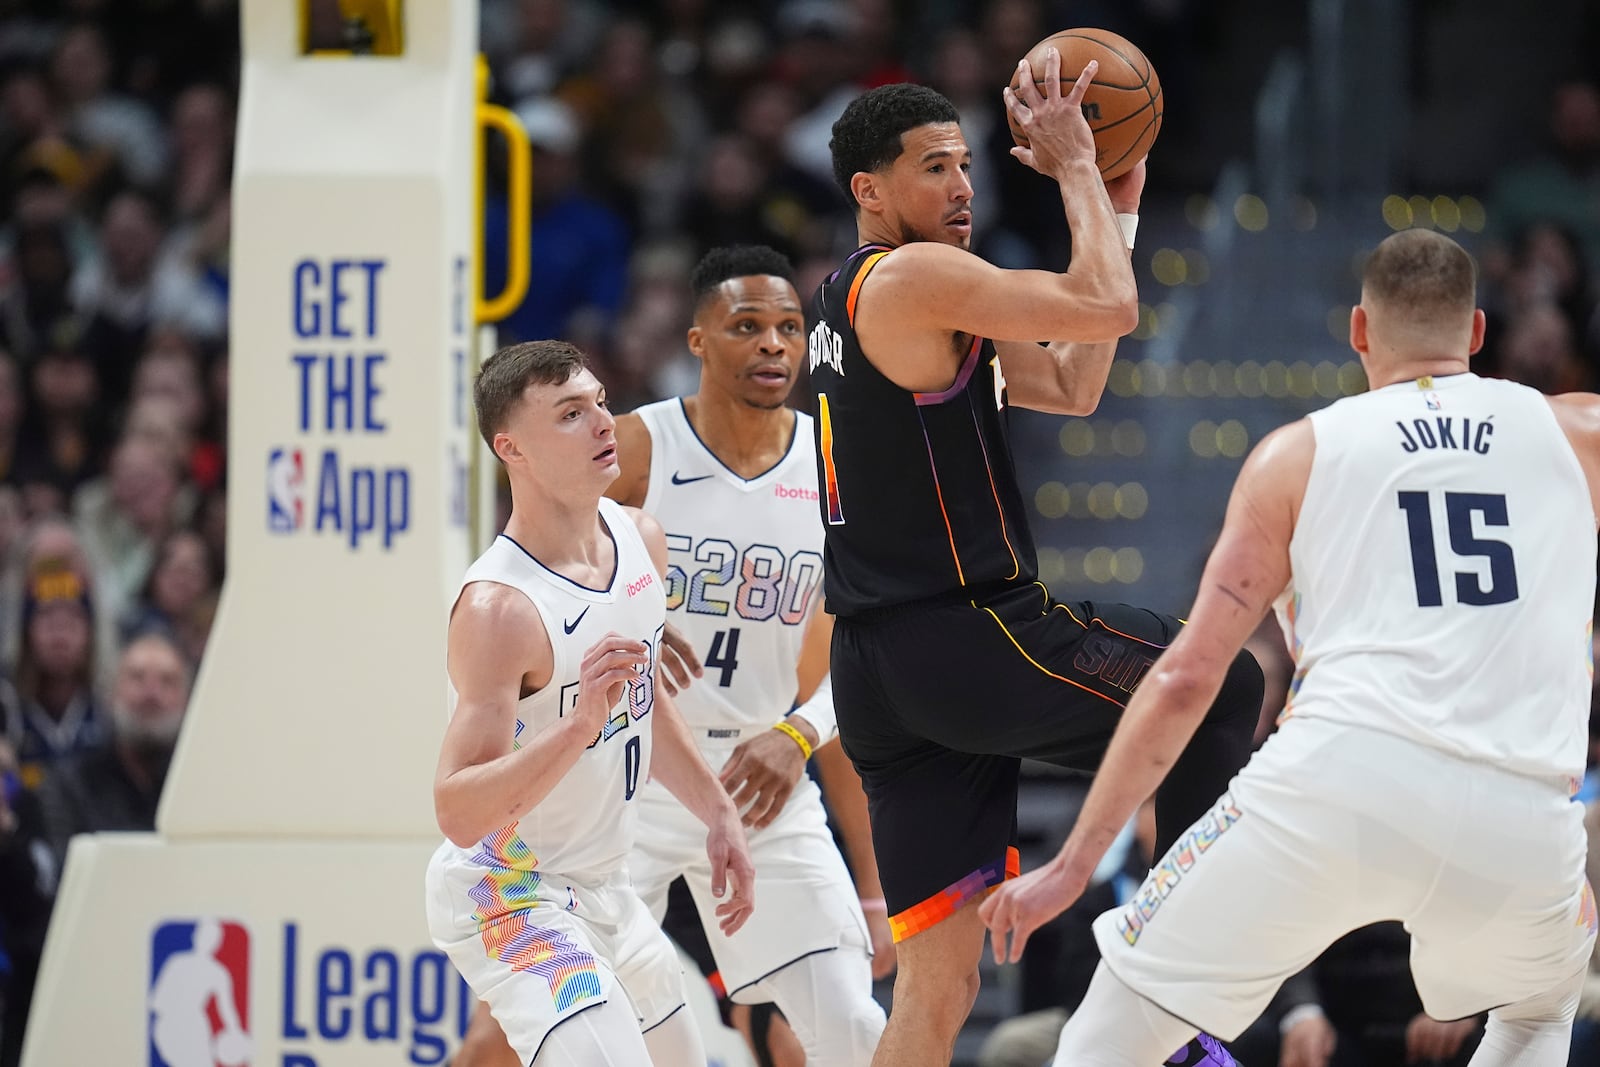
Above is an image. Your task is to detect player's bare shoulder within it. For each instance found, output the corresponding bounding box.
[1236,417,1315,527]
[449,581,552,688]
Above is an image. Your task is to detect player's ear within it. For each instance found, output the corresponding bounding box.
[851,171,881,215]
[1349,304,1369,356]
[493,432,522,464]
[1467,307,1487,355]
[686,325,707,360]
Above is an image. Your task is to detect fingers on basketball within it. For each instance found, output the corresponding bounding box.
[1005,27,1164,180]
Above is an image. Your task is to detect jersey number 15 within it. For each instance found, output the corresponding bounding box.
[1397,490,1519,607]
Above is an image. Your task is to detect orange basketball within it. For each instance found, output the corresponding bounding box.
[1007,27,1162,181]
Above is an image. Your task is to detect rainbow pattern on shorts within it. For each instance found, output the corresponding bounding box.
[467,825,602,1010]
[1579,880,1597,938]
[473,909,603,1011]
[472,824,539,872]
[889,846,1020,943]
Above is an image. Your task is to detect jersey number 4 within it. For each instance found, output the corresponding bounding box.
[1397,490,1519,607]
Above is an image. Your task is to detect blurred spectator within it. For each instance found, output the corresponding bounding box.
[0,351,19,483]
[1495,303,1594,395]
[1486,222,1600,373]
[483,96,629,348]
[71,189,226,402]
[72,430,195,634]
[605,241,699,408]
[0,218,79,364]
[11,343,103,517]
[0,560,106,791]
[682,132,805,261]
[562,16,708,234]
[34,629,189,870]
[778,0,878,187]
[49,21,168,193]
[120,528,218,665]
[0,65,72,209]
[127,336,221,491]
[1487,80,1600,267]
[482,0,608,102]
[731,80,846,255]
[166,84,232,226]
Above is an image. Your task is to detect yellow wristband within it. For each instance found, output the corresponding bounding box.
[772,720,814,761]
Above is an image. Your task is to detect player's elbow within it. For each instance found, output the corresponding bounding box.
[1057,379,1107,417]
[1147,660,1223,719]
[1097,284,1140,338]
[1062,285,1138,343]
[433,782,485,849]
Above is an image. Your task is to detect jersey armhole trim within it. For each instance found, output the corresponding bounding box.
[845,251,890,328]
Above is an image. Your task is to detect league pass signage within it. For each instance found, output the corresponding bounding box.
[148,915,471,1066]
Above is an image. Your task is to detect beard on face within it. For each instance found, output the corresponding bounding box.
[897,218,970,250]
[111,703,184,757]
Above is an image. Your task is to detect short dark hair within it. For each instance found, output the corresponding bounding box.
[690,245,797,313]
[474,340,589,450]
[829,83,961,209]
[1361,229,1477,322]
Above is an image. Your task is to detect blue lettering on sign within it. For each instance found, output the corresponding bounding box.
[291,354,387,433]
[452,256,467,338]
[448,443,467,528]
[279,923,472,1066]
[278,256,418,551]
[292,258,386,340]
[312,450,411,550]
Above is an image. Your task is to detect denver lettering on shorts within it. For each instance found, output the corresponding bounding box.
[1114,792,1244,947]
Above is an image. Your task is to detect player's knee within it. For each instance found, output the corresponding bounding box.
[1208,648,1264,735]
[898,965,980,1035]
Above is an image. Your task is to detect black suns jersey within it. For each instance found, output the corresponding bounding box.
[808,244,1039,616]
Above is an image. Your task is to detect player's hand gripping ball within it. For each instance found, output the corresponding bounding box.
[1008,27,1163,180]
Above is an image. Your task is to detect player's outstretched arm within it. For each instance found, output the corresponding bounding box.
[626,506,755,935]
[433,586,642,847]
[980,418,1314,963]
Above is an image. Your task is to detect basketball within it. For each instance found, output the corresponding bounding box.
[214,1030,251,1067]
[1007,27,1163,181]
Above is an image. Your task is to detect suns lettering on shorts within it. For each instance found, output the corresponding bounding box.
[1115,792,1244,947]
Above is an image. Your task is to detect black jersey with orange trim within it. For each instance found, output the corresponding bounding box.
[808,244,1039,617]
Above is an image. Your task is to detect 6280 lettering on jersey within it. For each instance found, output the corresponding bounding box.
[663,535,822,625]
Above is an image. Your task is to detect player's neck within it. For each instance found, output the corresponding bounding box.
[502,489,614,576]
[857,222,901,249]
[683,392,795,479]
[1366,356,1471,390]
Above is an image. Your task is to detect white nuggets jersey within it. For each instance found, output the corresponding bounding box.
[439,498,667,881]
[634,399,823,734]
[1276,372,1596,781]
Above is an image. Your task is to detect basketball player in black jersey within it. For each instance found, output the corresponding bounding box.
[808,51,1262,1067]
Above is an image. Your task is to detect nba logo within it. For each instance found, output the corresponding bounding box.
[267,448,304,533]
[149,919,252,1067]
